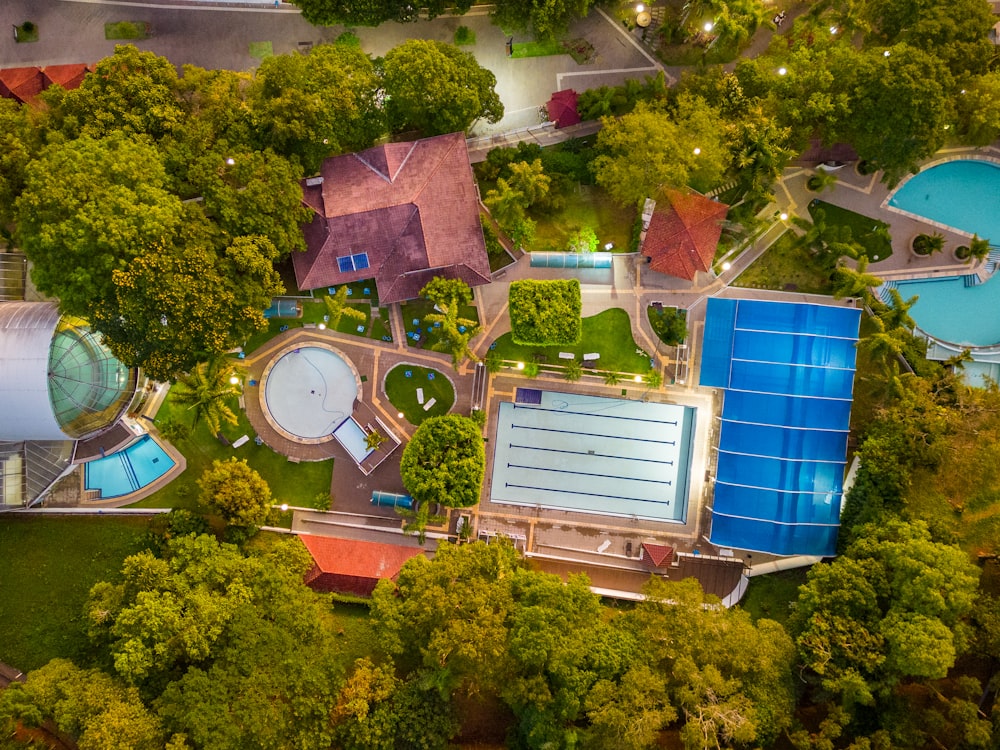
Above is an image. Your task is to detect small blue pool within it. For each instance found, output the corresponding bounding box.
[84,435,175,499]
[263,298,300,319]
[333,417,374,463]
[888,159,1000,243]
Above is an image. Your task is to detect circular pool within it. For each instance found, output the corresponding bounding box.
[260,344,360,442]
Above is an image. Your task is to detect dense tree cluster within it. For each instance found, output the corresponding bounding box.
[399,414,486,509]
[508,279,582,346]
[3,42,500,380]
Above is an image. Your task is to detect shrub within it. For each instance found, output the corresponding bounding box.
[912,233,945,256]
[648,306,687,345]
[509,279,582,346]
[454,26,476,46]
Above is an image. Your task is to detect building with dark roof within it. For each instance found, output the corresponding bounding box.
[641,190,728,281]
[546,89,581,129]
[300,533,427,596]
[293,132,491,305]
[0,64,93,104]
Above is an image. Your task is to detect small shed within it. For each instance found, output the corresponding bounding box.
[300,534,425,596]
[546,89,581,129]
[641,542,675,569]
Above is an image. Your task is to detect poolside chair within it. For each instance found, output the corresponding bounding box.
[459,325,466,333]
[328,287,336,294]
[357,325,365,333]
[364,288,371,295]
[412,318,419,325]
[412,334,420,342]
[427,372,435,380]
[405,370,412,378]
[382,335,391,342]
[346,288,353,295]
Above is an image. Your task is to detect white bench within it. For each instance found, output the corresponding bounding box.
[232,435,250,449]
[558,352,575,359]
[583,352,600,361]
[416,387,425,405]
[423,397,437,411]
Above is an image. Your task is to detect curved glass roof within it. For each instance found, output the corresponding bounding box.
[48,316,136,439]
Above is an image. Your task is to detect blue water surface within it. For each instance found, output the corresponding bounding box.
[889,160,1000,243]
[84,435,175,498]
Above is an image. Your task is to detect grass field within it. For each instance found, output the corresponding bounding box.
[809,199,894,262]
[104,21,149,40]
[133,391,333,511]
[0,516,151,671]
[530,185,634,253]
[739,567,808,626]
[733,230,835,295]
[399,298,480,354]
[510,40,565,58]
[384,364,455,425]
[490,308,651,374]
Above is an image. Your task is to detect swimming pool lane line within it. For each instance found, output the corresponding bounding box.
[503,481,674,507]
[505,462,673,486]
[512,423,678,445]
[508,442,675,466]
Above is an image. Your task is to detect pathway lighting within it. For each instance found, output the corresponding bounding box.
[634,375,643,382]
[722,261,731,271]
[397,412,404,418]
[229,375,240,385]
[829,26,837,34]
[693,147,701,155]
[780,212,789,221]
[318,323,326,330]
[516,361,525,370]
[280,503,289,511]
[777,66,787,75]
[704,21,713,32]
[636,3,644,11]
[883,50,890,57]
[225,157,235,165]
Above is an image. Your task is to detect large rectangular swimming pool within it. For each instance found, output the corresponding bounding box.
[490,389,696,523]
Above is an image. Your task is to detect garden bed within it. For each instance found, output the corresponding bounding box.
[809,200,893,262]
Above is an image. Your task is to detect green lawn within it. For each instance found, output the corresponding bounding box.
[385,365,455,425]
[530,185,634,253]
[511,40,566,58]
[13,22,39,43]
[133,390,333,511]
[739,568,808,627]
[399,298,480,353]
[0,516,151,671]
[490,308,651,374]
[104,21,150,40]
[809,199,894,262]
[733,230,835,295]
[328,602,377,671]
[249,41,274,60]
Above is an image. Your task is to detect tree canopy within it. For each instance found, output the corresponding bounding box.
[382,40,503,136]
[199,458,273,528]
[399,415,485,509]
[508,279,582,346]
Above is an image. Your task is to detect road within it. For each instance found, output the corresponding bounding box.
[1,0,664,134]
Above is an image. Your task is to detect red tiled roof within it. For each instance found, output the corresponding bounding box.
[547,89,581,128]
[642,542,675,568]
[41,64,92,91]
[0,68,44,104]
[642,189,728,281]
[293,132,491,304]
[299,534,423,596]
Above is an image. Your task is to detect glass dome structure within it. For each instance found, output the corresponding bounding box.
[0,302,136,441]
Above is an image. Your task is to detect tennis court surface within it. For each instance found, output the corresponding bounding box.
[700,298,861,556]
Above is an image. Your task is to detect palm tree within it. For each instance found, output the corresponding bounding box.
[871,288,916,331]
[323,287,366,329]
[422,278,481,370]
[644,369,663,390]
[970,234,992,262]
[603,371,622,386]
[912,232,945,256]
[398,503,447,545]
[365,429,387,452]
[857,317,907,377]
[831,256,883,304]
[806,169,838,193]
[563,359,583,382]
[172,358,240,435]
[944,348,973,370]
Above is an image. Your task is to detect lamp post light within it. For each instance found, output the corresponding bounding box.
[703,21,713,32]
[693,147,701,155]
[780,212,789,222]
[229,375,240,386]
[777,66,787,76]
[722,261,731,271]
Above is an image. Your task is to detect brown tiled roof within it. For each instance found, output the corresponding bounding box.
[547,89,581,128]
[642,189,728,281]
[293,132,491,304]
[299,534,423,596]
[41,64,92,91]
[0,68,44,104]
[676,555,746,602]
[641,542,674,568]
